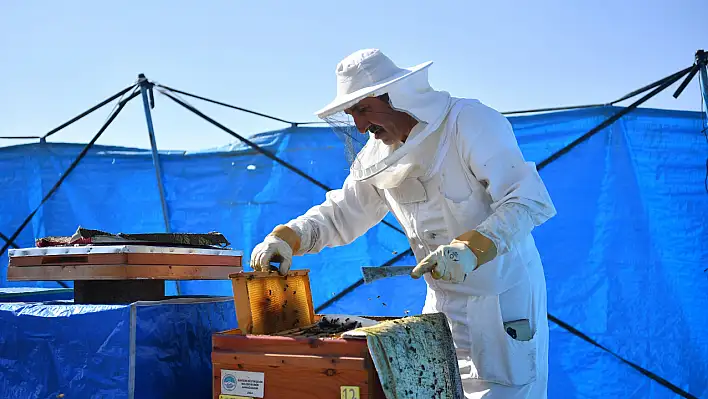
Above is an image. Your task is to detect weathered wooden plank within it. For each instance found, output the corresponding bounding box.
[211,351,367,370]
[212,363,382,399]
[10,252,241,267]
[9,253,127,266]
[126,253,242,266]
[6,264,242,281]
[212,332,371,358]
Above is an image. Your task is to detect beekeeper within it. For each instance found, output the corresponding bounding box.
[251,48,557,398]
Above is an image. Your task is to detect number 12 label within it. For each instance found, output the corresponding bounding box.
[340,386,360,399]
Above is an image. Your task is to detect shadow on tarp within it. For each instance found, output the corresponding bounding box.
[0,287,74,303]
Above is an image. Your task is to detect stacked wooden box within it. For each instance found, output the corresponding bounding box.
[213,269,388,399]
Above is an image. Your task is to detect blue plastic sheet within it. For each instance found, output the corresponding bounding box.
[1,105,707,398]
[0,297,236,398]
[0,287,73,302]
[0,302,131,398]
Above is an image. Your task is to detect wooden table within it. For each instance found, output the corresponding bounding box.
[7,245,243,304]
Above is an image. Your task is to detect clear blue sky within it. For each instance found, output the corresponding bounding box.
[1,0,706,151]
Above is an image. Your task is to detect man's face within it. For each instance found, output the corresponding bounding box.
[344,95,416,145]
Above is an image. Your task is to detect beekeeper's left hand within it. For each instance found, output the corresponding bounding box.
[410,240,479,283]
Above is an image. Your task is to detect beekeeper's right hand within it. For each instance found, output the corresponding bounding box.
[250,225,301,275]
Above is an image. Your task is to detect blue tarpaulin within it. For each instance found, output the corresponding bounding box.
[1,105,707,398]
[0,287,73,302]
[0,297,236,398]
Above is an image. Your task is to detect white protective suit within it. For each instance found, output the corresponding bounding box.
[282,50,556,398]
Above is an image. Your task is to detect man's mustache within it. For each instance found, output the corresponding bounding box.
[368,124,384,134]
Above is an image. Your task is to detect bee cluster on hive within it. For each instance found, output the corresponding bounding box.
[271,316,365,338]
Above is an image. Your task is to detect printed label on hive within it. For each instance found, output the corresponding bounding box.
[221,370,265,398]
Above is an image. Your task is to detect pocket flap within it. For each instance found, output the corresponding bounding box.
[388,178,427,205]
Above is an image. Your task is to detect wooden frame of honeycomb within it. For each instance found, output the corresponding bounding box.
[229,269,315,335]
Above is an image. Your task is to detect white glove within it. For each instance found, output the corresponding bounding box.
[410,241,478,283]
[250,235,293,275]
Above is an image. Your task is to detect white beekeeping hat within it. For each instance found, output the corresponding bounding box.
[316,49,453,189]
[315,48,433,119]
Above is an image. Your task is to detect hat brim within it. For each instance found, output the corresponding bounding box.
[314,60,433,119]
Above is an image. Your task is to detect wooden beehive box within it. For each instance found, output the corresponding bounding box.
[212,328,387,399]
[216,269,393,398]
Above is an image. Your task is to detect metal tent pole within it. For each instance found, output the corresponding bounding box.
[699,53,708,196]
[137,74,180,296]
[0,89,140,259]
[698,51,708,111]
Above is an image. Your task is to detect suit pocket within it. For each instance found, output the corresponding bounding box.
[465,296,538,387]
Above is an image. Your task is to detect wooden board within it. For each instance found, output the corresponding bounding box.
[7,264,243,281]
[7,251,242,281]
[212,330,386,399]
[9,252,242,267]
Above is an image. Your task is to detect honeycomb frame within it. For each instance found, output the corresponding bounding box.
[229,269,315,335]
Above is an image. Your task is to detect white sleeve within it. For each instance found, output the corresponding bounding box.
[285,174,390,255]
[456,103,557,257]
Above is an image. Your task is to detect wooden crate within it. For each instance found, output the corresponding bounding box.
[212,327,387,399]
